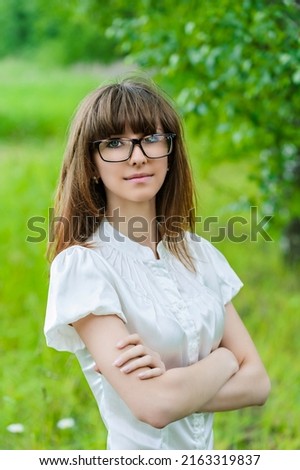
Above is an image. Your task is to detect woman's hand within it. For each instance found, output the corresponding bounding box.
[113,333,166,379]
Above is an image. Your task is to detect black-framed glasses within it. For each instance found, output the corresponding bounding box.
[91,133,176,163]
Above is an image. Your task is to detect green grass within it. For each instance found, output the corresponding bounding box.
[0,58,299,450]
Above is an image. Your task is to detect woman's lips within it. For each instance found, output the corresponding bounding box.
[124,174,153,182]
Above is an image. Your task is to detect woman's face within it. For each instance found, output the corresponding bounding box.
[92,128,169,212]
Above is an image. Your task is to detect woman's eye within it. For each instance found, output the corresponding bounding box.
[107,139,121,149]
[144,134,160,144]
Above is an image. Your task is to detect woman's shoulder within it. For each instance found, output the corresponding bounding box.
[185,231,216,258]
[50,242,111,277]
[51,243,98,263]
[185,231,243,303]
[184,230,240,276]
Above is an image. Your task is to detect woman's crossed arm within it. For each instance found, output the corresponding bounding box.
[73,313,238,429]
[111,303,271,414]
[200,302,271,412]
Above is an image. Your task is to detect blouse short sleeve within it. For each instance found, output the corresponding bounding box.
[188,233,243,305]
[44,246,126,353]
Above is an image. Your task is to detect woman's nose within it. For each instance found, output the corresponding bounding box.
[128,143,147,165]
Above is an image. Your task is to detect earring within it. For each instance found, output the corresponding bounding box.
[93,176,99,184]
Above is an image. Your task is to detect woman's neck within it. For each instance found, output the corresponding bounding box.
[105,202,160,256]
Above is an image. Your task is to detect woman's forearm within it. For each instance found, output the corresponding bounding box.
[198,361,271,412]
[196,302,271,413]
[137,347,239,428]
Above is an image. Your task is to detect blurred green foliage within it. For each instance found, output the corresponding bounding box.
[0,0,128,64]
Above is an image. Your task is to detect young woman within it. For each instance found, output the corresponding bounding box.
[44,77,270,450]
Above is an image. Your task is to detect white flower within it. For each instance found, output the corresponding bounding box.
[7,423,25,433]
[56,417,75,429]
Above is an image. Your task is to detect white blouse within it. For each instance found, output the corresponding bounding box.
[44,219,243,450]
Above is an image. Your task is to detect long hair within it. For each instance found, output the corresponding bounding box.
[47,77,197,269]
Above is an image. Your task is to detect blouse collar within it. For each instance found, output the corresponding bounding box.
[93,218,166,262]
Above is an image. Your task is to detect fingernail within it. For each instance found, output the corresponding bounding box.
[113,359,122,366]
[120,366,130,373]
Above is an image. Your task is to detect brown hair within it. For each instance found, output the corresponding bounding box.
[47,76,197,269]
